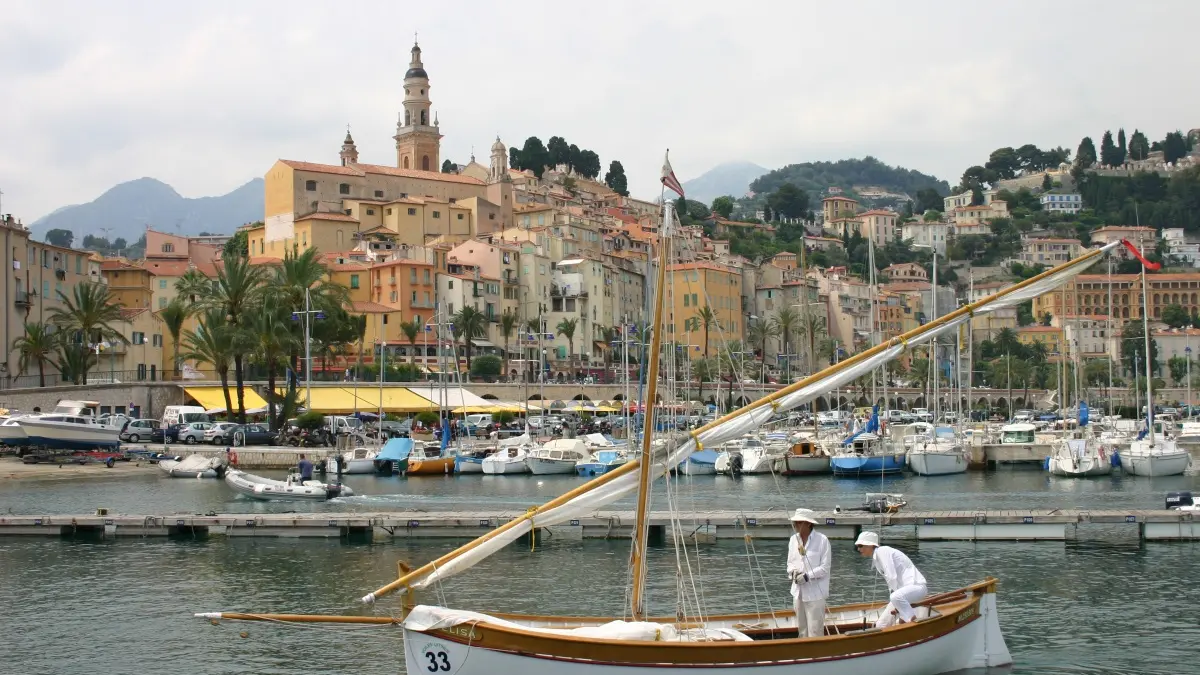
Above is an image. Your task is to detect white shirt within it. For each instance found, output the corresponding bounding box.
[871,545,926,591]
[787,530,831,601]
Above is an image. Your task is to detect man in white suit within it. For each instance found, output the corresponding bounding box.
[787,508,831,638]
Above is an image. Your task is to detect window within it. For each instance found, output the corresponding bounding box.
[366,208,375,216]
[350,274,360,289]
[457,213,464,220]
[159,279,167,289]
[390,291,398,302]
[684,294,690,307]
[374,190,384,198]
[153,334,162,347]
[43,281,49,296]
[132,332,145,345]
[432,211,441,219]
[423,269,430,283]
[42,250,48,268]
[489,213,495,220]
[158,297,167,309]
[339,183,350,195]
[386,208,392,215]
[537,215,545,226]
[162,243,174,253]
[75,255,82,274]
[448,280,454,289]
[424,291,431,305]
[407,208,417,216]
[412,291,417,303]
[302,232,307,246]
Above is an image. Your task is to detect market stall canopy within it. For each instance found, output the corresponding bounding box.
[273,387,436,413]
[186,387,268,413]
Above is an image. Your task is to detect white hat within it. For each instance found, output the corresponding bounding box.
[855,531,880,547]
[789,508,819,525]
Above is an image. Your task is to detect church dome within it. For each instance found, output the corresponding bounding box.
[405,66,428,79]
[491,137,506,152]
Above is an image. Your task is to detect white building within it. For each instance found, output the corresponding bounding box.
[1039,192,1082,214]
[901,220,949,255]
[1162,228,1200,266]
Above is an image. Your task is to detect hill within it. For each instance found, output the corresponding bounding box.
[681,161,768,205]
[749,157,950,201]
[30,177,264,241]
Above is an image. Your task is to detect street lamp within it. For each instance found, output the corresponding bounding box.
[1186,340,1192,421]
[291,288,326,410]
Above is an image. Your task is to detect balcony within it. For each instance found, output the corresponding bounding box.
[550,284,588,298]
[15,291,31,308]
[503,270,519,284]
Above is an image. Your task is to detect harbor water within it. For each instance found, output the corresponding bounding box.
[1,468,1197,674]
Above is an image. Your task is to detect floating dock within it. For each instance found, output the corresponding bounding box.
[0,509,1195,541]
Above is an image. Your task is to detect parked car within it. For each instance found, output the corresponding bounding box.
[120,419,160,443]
[177,422,214,444]
[150,426,165,443]
[912,408,933,423]
[205,422,241,445]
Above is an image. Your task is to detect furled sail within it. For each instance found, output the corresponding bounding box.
[363,241,1120,603]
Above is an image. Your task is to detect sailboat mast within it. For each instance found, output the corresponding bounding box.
[868,237,877,407]
[1141,267,1155,444]
[1107,257,1113,419]
[629,200,673,620]
[931,252,939,421]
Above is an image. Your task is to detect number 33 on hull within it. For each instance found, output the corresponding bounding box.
[401,579,1011,675]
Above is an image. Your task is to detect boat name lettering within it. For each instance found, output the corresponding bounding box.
[440,624,480,639]
[569,519,580,526]
[1125,515,1136,523]
[923,518,935,525]
[420,642,453,671]
[1022,516,1033,524]
[955,606,977,624]
[824,518,836,525]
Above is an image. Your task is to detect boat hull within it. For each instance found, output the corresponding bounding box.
[907,451,967,476]
[407,457,456,475]
[223,469,351,501]
[526,458,577,475]
[18,420,121,450]
[483,460,530,475]
[1047,456,1112,477]
[679,458,716,475]
[1120,450,1191,477]
[455,456,487,474]
[401,583,1010,675]
[783,455,831,475]
[0,422,29,446]
[576,462,623,477]
[342,458,378,474]
[830,454,905,476]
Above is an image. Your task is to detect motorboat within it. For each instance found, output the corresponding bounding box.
[327,446,380,475]
[576,449,628,477]
[159,454,227,478]
[455,447,494,474]
[1176,421,1200,444]
[482,446,531,475]
[830,433,905,476]
[678,448,718,475]
[782,439,831,475]
[224,468,354,501]
[406,444,458,475]
[17,400,122,450]
[1047,435,1112,477]
[526,439,589,475]
[903,424,969,476]
[714,437,781,475]
[997,422,1037,445]
[1121,437,1191,476]
[373,438,413,475]
[0,415,28,446]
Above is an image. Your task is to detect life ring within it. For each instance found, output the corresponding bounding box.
[229,450,239,465]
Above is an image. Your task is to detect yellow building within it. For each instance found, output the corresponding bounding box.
[1016,325,1064,354]
[822,196,858,223]
[100,259,154,309]
[93,308,166,381]
[668,262,744,354]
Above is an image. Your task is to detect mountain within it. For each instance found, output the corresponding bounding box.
[30,177,264,240]
[749,157,950,201]
[681,161,769,205]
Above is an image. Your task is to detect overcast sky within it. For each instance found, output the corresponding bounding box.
[2,1,1199,221]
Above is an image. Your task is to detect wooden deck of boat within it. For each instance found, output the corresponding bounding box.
[0,509,1195,541]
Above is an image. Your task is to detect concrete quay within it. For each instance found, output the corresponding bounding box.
[0,509,1194,542]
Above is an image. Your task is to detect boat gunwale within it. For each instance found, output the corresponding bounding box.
[404,580,992,665]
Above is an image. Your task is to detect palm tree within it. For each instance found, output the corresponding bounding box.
[797,311,826,378]
[205,253,267,423]
[774,306,801,380]
[271,247,349,392]
[48,282,127,384]
[399,318,422,366]
[693,305,718,356]
[746,317,780,380]
[174,269,211,310]
[183,310,236,416]
[13,322,57,387]
[556,317,579,372]
[451,306,488,370]
[693,357,717,405]
[249,308,297,431]
[993,327,1022,358]
[159,299,188,379]
[499,309,519,379]
[55,343,96,385]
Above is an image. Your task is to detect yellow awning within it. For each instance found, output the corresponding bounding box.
[275,387,437,413]
[185,386,268,411]
[451,403,524,414]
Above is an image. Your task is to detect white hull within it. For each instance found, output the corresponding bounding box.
[342,458,377,474]
[907,450,968,476]
[456,458,486,474]
[402,592,1010,675]
[223,468,352,501]
[1122,450,1192,477]
[482,459,530,475]
[17,418,121,450]
[526,457,577,475]
[0,419,30,445]
[783,455,830,475]
[1048,456,1112,477]
[158,455,224,478]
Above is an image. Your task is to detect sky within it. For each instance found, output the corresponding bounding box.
[2,0,1200,221]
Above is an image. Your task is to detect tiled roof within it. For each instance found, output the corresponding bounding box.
[297,211,359,223]
[278,159,485,185]
[351,301,399,313]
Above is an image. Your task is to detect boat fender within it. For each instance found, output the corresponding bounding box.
[105,457,115,468]
[1043,457,1050,471]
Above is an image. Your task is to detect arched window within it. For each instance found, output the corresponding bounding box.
[403,156,410,169]
[405,110,411,126]
[422,155,430,171]
[420,110,427,125]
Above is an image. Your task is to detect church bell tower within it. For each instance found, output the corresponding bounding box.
[394,41,443,172]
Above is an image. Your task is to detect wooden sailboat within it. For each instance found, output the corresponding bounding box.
[196,166,1126,675]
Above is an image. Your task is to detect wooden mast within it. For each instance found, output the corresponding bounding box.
[629,199,673,620]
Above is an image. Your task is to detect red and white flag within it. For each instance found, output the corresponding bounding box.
[1120,238,1161,271]
[661,150,685,198]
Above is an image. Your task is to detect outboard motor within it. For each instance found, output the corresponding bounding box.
[864,495,891,514]
[1166,491,1194,510]
[729,452,744,477]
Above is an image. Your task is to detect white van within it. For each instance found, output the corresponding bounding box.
[465,414,494,429]
[161,406,210,429]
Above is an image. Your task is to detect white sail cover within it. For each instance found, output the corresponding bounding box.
[389,242,1118,596]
